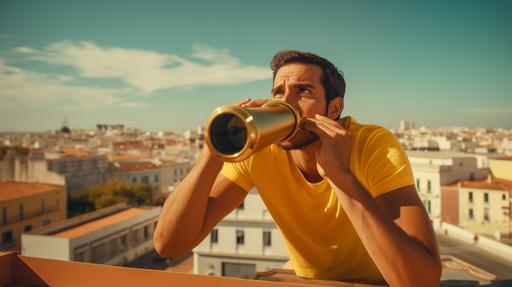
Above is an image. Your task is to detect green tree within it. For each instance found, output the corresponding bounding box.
[69,179,152,212]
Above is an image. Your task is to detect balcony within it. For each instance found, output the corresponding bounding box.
[1,251,511,286]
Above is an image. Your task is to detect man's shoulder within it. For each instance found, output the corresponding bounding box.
[343,116,394,143]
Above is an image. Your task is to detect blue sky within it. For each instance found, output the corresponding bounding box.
[1,0,511,132]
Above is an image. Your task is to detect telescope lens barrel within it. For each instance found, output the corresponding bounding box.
[205,100,302,162]
[209,114,247,155]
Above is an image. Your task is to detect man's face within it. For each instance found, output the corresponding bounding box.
[271,63,327,150]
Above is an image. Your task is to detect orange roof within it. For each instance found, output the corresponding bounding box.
[492,156,512,161]
[117,162,159,172]
[446,178,512,192]
[107,154,147,161]
[61,147,92,158]
[52,208,150,238]
[0,182,64,202]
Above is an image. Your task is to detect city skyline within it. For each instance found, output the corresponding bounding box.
[1,1,511,132]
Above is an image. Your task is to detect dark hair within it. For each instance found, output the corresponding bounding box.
[270,50,346,109]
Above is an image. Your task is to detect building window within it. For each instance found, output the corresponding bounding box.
[468,208,474,219]
[468,192,473,203]
[427,200,431,213]
[1,230,14,246]
[237,201,244,210]
[141,175,149,184]
[41,197,45,212]
[484,193,489,203]
[221,262,256,279]
[24,225,33,232]
[143,225,150,240]
[503,194,507,201]
[120,234,128,250]
[154,175,159,183]
[131,229,142,246]
[416,179,420,191]
[19,204,24,220]
[2,207,6,225]
[132,177,137,183]
[427,180,431,193]
[484,208,489,221]
[74,250,86,262]
[236,230,244,245]
[42,219,52,225]
[210,229,218,244]
[263,231,271,247]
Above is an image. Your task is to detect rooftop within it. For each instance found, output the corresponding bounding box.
[0,181,64,202]
[445,177,512,192]
[406,150,497,159]
[52,207,151,238]
[117,162,159,172]
[61,147,92,158]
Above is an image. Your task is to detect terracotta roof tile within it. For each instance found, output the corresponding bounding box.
[52,208,150,238]
[0,182,64,202]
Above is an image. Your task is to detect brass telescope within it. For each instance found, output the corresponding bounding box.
[205,100,302,162]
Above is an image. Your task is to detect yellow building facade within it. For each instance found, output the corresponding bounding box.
[0,182,67,251]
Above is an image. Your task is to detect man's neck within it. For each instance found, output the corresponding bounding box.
[288,142,323,183]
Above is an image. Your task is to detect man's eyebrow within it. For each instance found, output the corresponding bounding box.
[271,82,316,94]
[295,82,316,90]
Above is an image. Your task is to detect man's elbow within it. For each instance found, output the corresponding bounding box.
[153,232,192,258]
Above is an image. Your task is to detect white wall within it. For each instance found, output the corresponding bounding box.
[22,234,70,261]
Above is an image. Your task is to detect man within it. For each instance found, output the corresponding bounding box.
[154,50,441,286]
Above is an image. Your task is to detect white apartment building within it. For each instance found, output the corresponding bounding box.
[115,160,192,200]
[442,178,511,236]
[22,203,160,266]
[193,189,289,279]
[0,150,65,186]
[407,151,490,228]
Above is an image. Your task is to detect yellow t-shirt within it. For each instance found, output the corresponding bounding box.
[220,116,414,282]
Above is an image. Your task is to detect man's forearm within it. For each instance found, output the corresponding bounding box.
[153,147,223,257]
[327,173,441,287]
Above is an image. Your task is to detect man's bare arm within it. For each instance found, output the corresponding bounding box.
[329,175,442,287]
[303,114,441,286]
[153,147,247,258]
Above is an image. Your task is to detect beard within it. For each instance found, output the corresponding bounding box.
[276,128,319,151]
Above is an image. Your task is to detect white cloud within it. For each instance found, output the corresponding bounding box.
[15,41,271,94]
[0,59,126,109]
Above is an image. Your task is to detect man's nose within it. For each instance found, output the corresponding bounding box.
[281,85,293,102]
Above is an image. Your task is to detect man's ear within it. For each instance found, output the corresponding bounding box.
[328,97,344,119]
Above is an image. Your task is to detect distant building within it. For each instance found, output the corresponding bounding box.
[489,157,512,181]
[46,149,111,194]
[0,150,65,185]
[0,182,67,251]
[399,120,415,131]
[114,160,191,201]
[193,189,288,279]
[407,151,490,227]
[442,177,511,236]
[22,203,160,266]
[0,148,112,195]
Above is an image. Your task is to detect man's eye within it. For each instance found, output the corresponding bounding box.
[273,90,283,97]
[298,87,309,93]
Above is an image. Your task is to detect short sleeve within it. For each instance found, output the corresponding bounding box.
[361,128,415,197]
[220,159,254,192]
